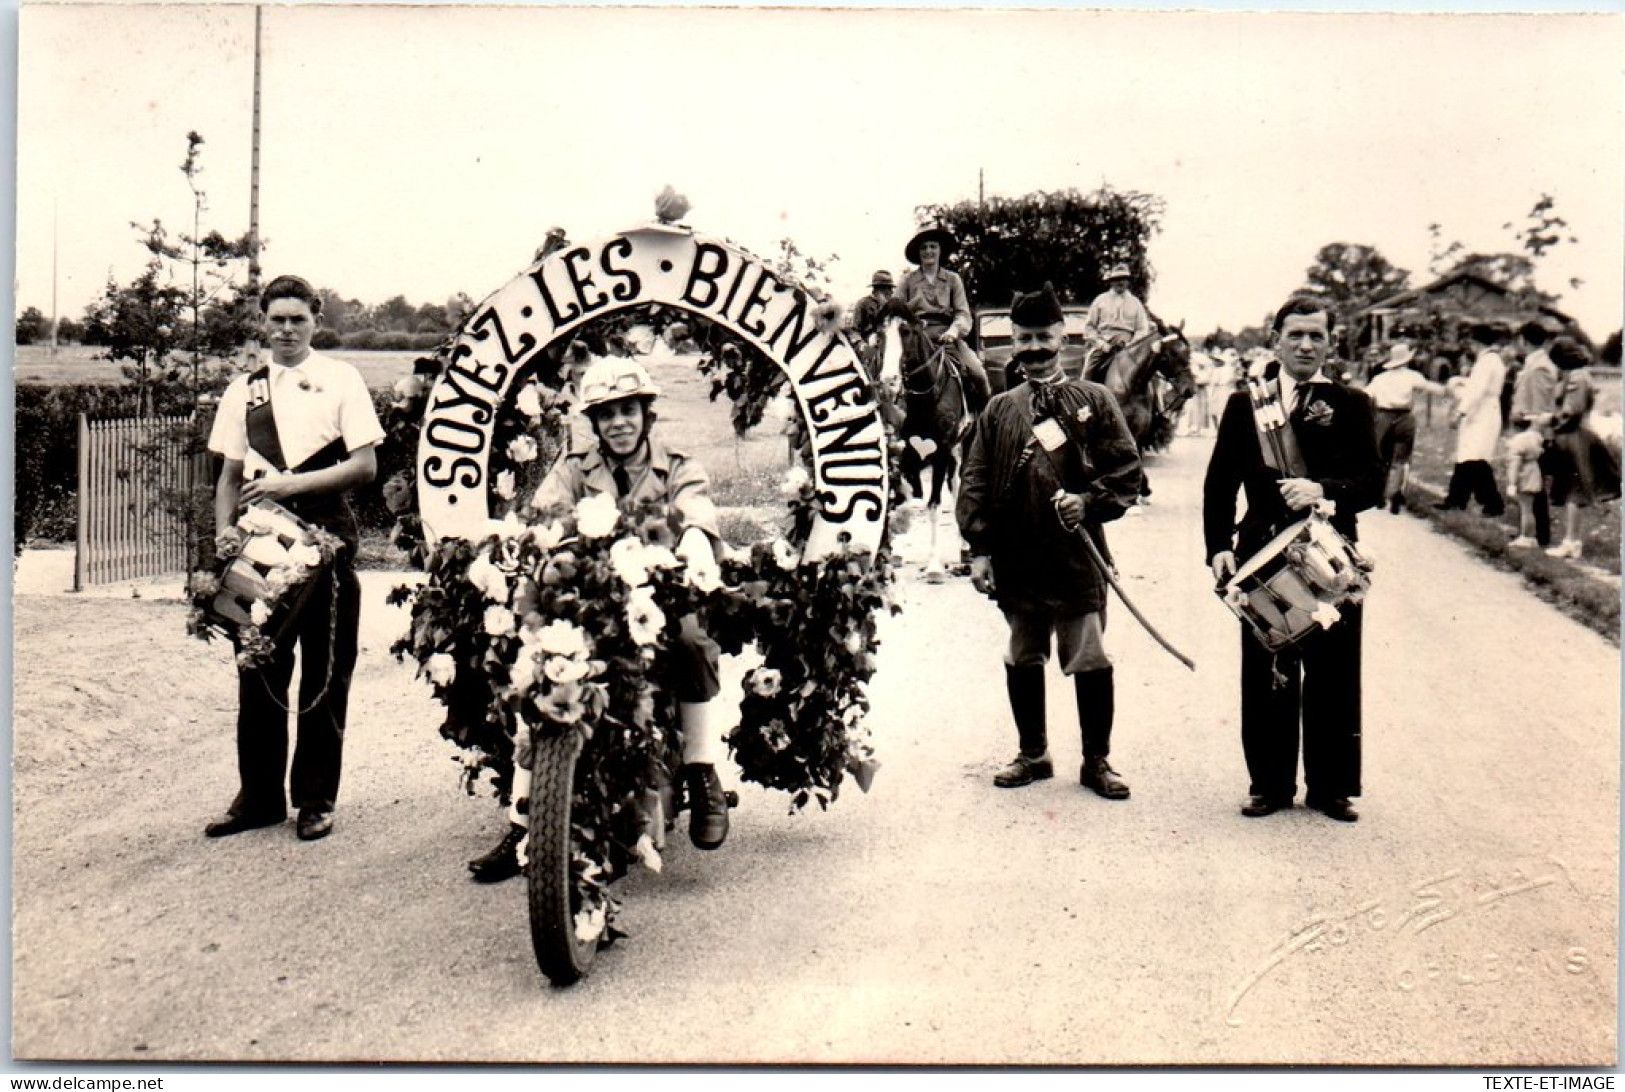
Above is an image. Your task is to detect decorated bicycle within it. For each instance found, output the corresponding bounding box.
[386,201,902,985]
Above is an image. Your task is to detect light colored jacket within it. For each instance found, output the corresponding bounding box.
[1452,349,1506,463]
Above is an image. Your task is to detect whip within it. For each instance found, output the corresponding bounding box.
[1054,491,1196,672]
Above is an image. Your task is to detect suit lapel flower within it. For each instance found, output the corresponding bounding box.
[1300,395,1334,427]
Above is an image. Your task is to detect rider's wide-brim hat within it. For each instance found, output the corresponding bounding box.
[905,226,958,264]
[870,270,896,289]
[1104,264,1133,281]
[1379,342,1417,371]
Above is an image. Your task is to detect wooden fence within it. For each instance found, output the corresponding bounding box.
[75,415,207,589]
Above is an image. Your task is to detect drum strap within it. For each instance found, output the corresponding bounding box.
[244,366,289,472]
[1245,374,1307,478]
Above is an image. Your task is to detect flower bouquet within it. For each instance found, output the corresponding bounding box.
[187,501,345,669]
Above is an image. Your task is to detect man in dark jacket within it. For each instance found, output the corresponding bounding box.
[1203,296,1383,823]
[956,285,1144,796]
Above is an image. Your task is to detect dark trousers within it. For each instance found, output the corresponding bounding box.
[1442,460,1505,516]
[1239,604,1363,801]
[231,557,361,816]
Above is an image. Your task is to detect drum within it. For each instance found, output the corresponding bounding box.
[1218,514,1373,652]
[207,501,331,637]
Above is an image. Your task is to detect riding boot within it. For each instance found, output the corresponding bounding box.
[1076,668,1130,799]
[994,664,1052,787]
[680,701,729,850]
[1006,663,1047,758]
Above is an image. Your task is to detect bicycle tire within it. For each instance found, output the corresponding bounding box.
[526,730,598,986]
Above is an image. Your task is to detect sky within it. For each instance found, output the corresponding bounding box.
[10,3,1625,341]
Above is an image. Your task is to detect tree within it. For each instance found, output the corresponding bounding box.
[83,131,260,569]
[1299,243,1411,314]
[914,185,1167,309]
[16,306,47,345]
[55,316,84,343]
[371,294,418,331]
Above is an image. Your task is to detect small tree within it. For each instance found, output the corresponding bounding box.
[83,131,260,571]
[16,306,48,345]
[1299,243,1411,315]
[914,185,1167,308]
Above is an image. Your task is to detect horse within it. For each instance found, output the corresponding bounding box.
[1086,318,1195,499]
[875,297,974,582]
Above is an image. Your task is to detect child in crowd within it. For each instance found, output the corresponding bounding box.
[1504,423,1547,549]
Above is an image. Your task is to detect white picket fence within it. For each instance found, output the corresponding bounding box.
[74,414,207,589]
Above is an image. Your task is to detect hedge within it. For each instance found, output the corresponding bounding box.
[15,382,404,552]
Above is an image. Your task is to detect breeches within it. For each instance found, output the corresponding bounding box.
[1003,607,1110,673]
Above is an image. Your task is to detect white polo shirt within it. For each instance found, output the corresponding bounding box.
[208,351,385,477]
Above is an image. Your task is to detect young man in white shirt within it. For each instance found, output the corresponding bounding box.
[204,274,384,842]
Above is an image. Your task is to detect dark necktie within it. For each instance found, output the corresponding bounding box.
[612,465,632,498]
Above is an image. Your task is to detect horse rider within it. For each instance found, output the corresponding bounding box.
[1082,264,1153,381]
[897,225,991,412]
[850,270,896,350]
[956,284,1144,797]
[467,356,733,882]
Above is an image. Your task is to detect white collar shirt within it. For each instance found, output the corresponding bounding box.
[207,351,385,479]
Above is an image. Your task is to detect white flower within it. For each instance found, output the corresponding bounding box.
[394,373,426,401]
[537,679,587,725]
[1311,602,1343,629]
[507,434,539,464]
[574,904,606,944]
[626,587,666,646]
[263,566,292,597]
[425,653,457,687]
[249,600,272,627]
[634,832,663,873]
[575,493,620,539]
[609,536,651,587]
[750,667,783,698]
[484,605,517,637]
[640,543,679,571]
[543,655,591,685]
[515,383,544,419]
[509,651,539,693]
[524,520,567,552]
[287,543,323,569]
[780,465,811,499]
[536,620,590,659]
[686,559,721,593]
[495,469,516,500]
[465,552,511,603]
[771,538,801,570]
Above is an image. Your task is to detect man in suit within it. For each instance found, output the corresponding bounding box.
[1202,296,1383,822]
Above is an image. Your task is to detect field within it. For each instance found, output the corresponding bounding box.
[12,344,422,390]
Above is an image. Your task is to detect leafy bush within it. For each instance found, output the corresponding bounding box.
[13,382,403,554]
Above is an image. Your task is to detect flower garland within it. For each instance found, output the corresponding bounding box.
[187,506,346,669]
[384,231,909,936]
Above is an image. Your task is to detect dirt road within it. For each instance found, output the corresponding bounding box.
[10,437,1618,1065]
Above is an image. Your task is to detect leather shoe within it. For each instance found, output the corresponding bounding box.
[993,753,1054,788]
[295,809,334,841]
[684,764,730,851]
[468,824,525,883]
[1241,795,1290,817]
[1305,795,1359,822]
[204,810,285,838]
[1080,756,1130,800]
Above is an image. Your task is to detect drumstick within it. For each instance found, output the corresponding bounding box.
[1054,492,1196,671]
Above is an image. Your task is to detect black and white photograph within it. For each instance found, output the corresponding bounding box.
[7,0,1623,1072]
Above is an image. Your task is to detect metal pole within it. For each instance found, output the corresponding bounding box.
[245,5,263,365]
